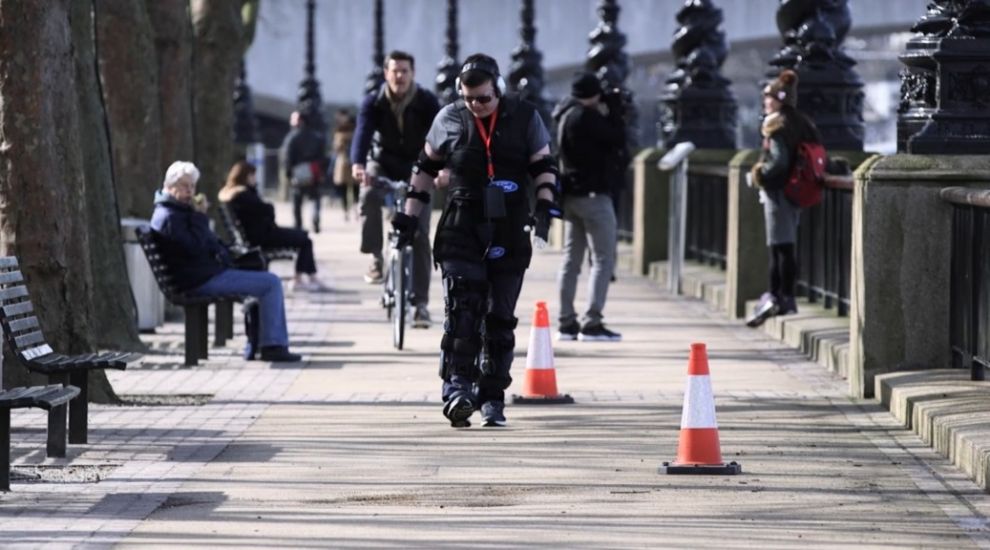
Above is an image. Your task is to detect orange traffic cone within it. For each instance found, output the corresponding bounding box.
[511,301,574,405]
[660,343,741,475]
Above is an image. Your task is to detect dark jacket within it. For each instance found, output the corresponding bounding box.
[218,185,276,245]
[350,84,441,181]
[150,191,231,291]
[552,97,625,196]
[281,125,327,180]
[753,105,822,191]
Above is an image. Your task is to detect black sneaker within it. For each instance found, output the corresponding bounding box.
[442,390,475,428]
[578,323,622,342]
[480,401,507,427]
[556,320,580,341]
[259,346,302,362]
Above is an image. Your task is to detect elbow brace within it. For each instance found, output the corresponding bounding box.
[412,150,445,178]
[407,189,431,205]
[527,155,558,179]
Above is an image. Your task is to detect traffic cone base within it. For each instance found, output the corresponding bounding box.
[660,343,740,475]
[512,301,575,405]
[659,461,742,475]
[511,393,575,405]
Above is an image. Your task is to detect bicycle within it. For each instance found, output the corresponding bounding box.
[377,177,412,350]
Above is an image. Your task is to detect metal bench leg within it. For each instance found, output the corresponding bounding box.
[197,304,209,359]
[184,305,200,367]
[214,300,232,347]
[68,371,89,444]
[225,300,234,339]
[46,374,69,458]
[1,408,10,491]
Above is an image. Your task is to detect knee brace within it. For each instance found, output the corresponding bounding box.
[439,276,490,378]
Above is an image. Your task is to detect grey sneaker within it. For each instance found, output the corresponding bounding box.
[578,323,622,342]
[480,401,507,427]
[556,320,580,341]
[363,262,383,284]
[412,305,431,328]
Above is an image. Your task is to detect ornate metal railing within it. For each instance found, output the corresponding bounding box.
[795,175,853,315]
[684,165,728,269]
[942,187,990,381]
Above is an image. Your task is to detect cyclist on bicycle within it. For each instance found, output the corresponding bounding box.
[391,54,561,428]
[351,50,440,328]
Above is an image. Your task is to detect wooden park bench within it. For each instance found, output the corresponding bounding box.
[218,202,298,264]
[135,226,244,367]
[0,256,136,453]
[0,384,79,491]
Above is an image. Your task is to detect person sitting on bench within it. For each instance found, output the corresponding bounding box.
[218,161,327,292]
[150,160,302,363]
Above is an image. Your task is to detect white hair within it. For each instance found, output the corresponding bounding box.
[163,161,200,189]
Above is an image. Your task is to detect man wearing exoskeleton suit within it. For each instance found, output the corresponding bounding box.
[390,54,560,428]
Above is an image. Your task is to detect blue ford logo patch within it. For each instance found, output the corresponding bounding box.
[487,246,506,259]
[489,180,518,193]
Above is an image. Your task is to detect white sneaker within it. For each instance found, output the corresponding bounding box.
[291,280,322,292]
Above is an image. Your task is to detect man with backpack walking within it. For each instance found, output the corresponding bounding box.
[746,69,824,328]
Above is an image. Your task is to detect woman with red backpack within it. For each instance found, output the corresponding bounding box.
[746,69,824,328]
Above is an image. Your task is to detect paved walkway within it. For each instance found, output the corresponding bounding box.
[2,201,990,548]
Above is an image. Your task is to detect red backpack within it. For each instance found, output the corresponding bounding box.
[784,142,827,208]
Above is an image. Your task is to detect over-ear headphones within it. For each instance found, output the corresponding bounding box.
[455,58,507,98]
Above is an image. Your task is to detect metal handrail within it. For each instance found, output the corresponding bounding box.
[658,142,696,295]
[823,174,854,191]
[941,186,990,208]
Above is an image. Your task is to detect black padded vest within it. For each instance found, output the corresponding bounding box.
[434,95,536,271]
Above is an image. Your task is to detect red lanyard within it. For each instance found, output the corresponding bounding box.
[472,107,498,180]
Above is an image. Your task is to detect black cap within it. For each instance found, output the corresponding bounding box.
[571,72,602,99]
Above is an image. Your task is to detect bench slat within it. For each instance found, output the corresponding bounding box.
[14,330,46,349]
[0,256,20,269]
[7,315,40,333]
[0,270,24,286]
[21,344,54,361]
[0,285,29,302]
[2,300,34,318]
[0,384,78,409]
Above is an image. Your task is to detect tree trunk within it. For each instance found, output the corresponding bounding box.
[0,1,109,394]
[70,1,144,368]
[95,0,162,219]
[190,0,246,202]
[147,0,195,176]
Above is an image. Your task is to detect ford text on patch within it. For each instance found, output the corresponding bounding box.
[489,180,518,193]
[487,246,506,259]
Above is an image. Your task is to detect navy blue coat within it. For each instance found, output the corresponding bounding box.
[150,192,231,291]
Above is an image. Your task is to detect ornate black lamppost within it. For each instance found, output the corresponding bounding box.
[365,0,385,95]
[659,0,736,149]
[297,0,324,131]
[767,0,863,151]
[898,0,990,154]
[509,0,549,123]
[436,0,459,105]
[587,0,638,144]
[233,61,258,146]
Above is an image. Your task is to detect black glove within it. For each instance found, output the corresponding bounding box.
[533,198,561,243]
[390,212,418,248]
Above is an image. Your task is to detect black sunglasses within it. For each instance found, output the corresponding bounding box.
[464,95,493,105]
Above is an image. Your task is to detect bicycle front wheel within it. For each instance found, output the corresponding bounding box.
[392,248,406,350]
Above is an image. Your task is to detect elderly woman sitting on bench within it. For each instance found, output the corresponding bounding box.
[150,160,302,362]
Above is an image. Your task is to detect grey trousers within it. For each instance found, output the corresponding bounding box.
[557,193,617,327]
[359,183,432,306]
